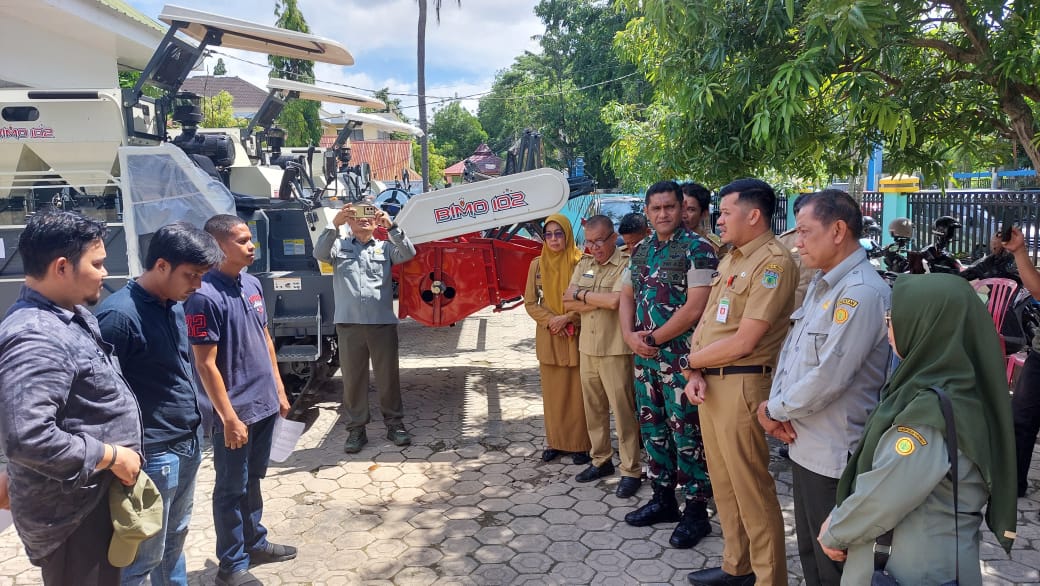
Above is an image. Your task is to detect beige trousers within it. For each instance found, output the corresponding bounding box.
[579,353,641,478]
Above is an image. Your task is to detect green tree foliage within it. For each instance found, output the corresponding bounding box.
[269,0,322,147]
[412,140,447,187]
[213,58,227,76]
[610,0,1040,187]
[200,90,246,128]
[478,0,648,187]
[430,101,489,163]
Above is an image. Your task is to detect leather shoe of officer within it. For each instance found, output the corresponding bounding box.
[575,461,614,483]
[615,476,641,498]
[687,567,755,586]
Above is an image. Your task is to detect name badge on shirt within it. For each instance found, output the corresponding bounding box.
[373,247,385,260]
[716,298,730,323]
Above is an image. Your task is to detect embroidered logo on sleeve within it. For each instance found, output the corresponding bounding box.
[834,307,850,324]
[896,426,927,445]
[838,297,859,308]
[894,436,916,456]
[762,269,780,289]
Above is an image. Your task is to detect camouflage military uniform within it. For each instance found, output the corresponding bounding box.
[629,228,718,502]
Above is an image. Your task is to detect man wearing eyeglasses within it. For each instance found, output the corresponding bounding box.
[562,215,641,498]
[764,190,889,585]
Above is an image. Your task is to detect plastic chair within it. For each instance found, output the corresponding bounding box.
[971,277,1020,384]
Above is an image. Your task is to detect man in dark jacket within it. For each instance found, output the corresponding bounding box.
[0,210,143,585]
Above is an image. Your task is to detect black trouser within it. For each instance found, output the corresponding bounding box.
[37,492,120,585]
[791,460,843,586]
[1013,350,1040,496]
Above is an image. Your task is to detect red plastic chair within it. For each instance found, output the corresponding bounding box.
[971,277,1019,384]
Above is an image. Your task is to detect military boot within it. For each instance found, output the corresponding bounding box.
[624,484,680,527]
[669,500,712,548]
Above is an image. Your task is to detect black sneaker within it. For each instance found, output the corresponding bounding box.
[386,423,411,446]
[249,542,297,567]
[216,569,262,586]
[343,428,367,454]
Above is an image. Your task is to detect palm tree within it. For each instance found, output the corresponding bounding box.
[417,0,460,192]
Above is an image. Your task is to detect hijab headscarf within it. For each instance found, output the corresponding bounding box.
[538,214,583,315]
[836,273,1017,552]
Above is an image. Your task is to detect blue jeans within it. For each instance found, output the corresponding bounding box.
[212,414,276,574]
[121,431,202,586]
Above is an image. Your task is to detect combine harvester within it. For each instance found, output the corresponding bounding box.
[0,3,572,408]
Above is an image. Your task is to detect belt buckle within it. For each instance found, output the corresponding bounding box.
[872,543,892,556]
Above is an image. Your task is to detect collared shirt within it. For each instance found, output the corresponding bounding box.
[184,270,279,430]
[98,281,201,448]
[766,248,891,478]
[691,231,797,366]
[0,286,142,562]
[629,227,719,354]
[570,247,630,357]
[313,226,417,325]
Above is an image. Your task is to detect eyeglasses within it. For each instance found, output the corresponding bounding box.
[544,230,566,240]
[587,234,615,248]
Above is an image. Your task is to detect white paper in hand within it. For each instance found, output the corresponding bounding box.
[269,417,306,463]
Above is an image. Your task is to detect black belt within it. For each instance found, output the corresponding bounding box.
[702,365,772,376]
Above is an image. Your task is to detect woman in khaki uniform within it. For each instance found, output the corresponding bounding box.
[525,214,591,463]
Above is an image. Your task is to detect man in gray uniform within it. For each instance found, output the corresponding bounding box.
[756,190,890,585]
[314,205,417,453]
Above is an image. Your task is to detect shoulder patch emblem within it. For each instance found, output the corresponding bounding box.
[894,436,916,456]
[896,426,927,446]
[834,307,850,324]
[838,297,859,308]
[765,263,785,273]
[762,269,780,289]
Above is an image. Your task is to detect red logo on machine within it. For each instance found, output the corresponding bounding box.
[0,126,54,140]
[433,191,528,223]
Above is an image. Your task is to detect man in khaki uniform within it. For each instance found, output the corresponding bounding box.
[563,215,642,498]
[776,193,813,310]
[682,178,797,586]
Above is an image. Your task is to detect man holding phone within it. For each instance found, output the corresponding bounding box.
[314,204,417,453]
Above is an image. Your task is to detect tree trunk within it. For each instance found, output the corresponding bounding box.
[418,0,430,192]
[1000,92,1040,173]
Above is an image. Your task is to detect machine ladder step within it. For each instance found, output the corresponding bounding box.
[276,344,320,362]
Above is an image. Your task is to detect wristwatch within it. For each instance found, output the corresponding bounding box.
[645,331,659,347]
[764,403,778,422]
[678,355,693,372]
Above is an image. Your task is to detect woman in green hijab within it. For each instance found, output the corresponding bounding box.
[816,273,1016,585]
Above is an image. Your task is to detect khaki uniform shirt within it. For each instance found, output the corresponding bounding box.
[777,228,814,310]
[569,248,630,357]
[691,231,797,367]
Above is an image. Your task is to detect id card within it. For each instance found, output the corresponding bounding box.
[716,298,730,323]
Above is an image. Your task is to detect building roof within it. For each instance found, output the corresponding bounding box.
[444,143,504,177]
[318,139,418,182]
[180,76,268,112]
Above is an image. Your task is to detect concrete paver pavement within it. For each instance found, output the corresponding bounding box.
[1,307,1039,584]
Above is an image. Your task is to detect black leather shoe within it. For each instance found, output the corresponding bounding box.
[571,451,592,465]
[687,567,755,586]
[248,541,297,566]
[615,476,641,498]
[575,461,615,482]
[542,448,562,462]
[624,486,679,526]
[215,569,262,586]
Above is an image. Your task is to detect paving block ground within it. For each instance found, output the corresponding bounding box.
[2,307,1039,584]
